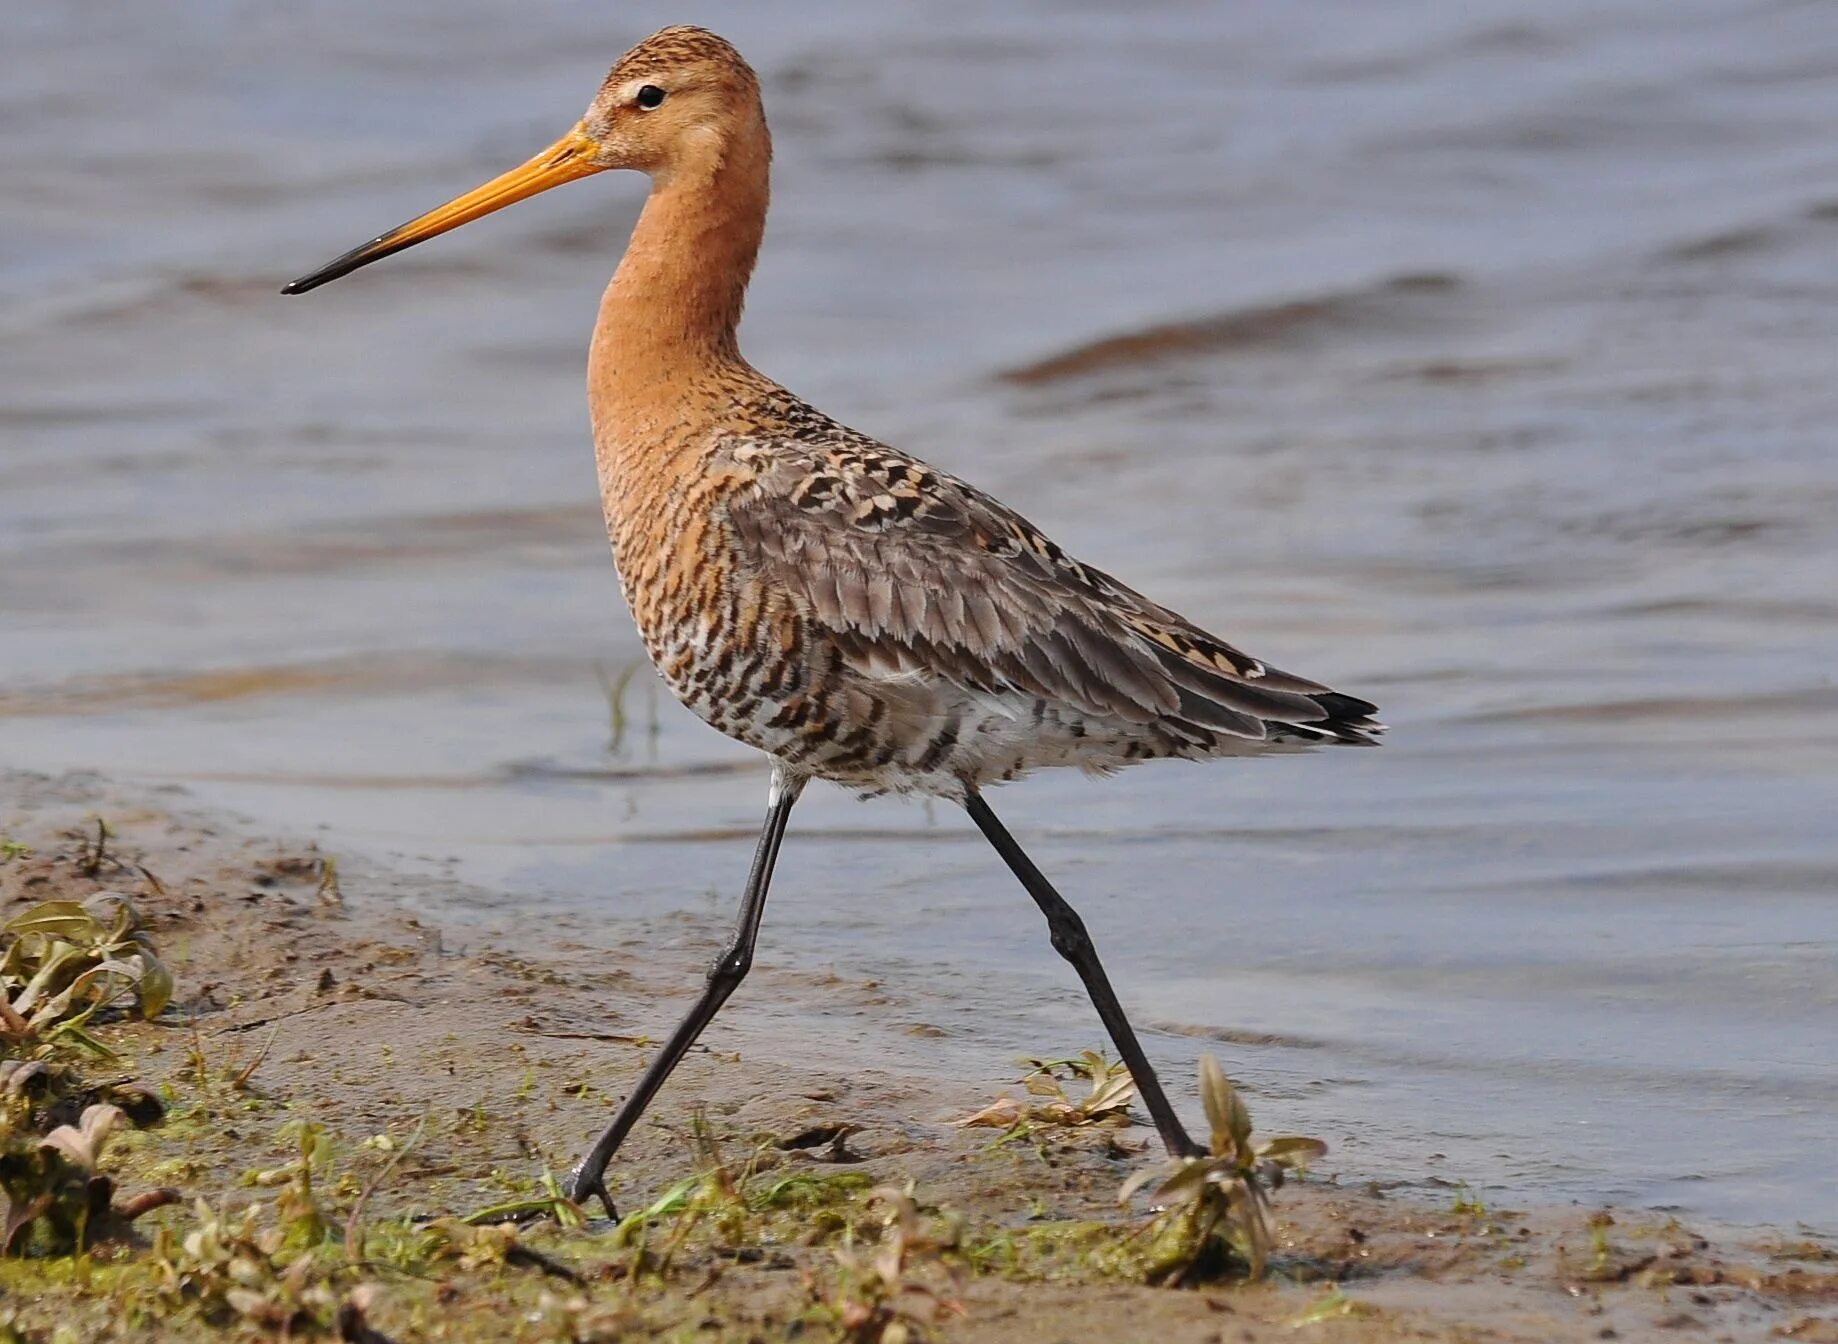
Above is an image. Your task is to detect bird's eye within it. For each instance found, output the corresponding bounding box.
[635,85,666,110]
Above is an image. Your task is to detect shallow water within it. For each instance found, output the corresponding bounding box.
[4,0,1836,1230]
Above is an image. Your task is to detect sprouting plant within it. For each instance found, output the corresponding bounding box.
[419,1217,584,1284]
[0,894,173,1056]
[243,1120,341,1253]
[0,1103,177,1255]
[453,1100,489,1135]
[595,660,642,753]
[1449,1182,1487,1217]
[597,1110,768,1276]
[141,1116,380,1324]
[76,818,113,878]
[462,1165,588,1230]
[315,856,343,906]
[425,1216,525,1273]
[816,1183,964,1343]
[596,658,662,756]
[343,1114,429,1262]
[1286,1285,1361,1327]
[0,839,29,864]
[0,894,178,1258]
[1116,1055,1325,1284]
[1587,1210,1617,1275]
[147,1197,336,1331]
[957,1049,1138,1140]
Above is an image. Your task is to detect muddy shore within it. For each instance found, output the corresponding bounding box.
[0,768,1831,1342]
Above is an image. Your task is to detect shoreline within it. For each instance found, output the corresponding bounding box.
[1,767,1832,1341]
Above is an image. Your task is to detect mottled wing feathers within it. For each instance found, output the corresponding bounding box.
[718,415,1380,747]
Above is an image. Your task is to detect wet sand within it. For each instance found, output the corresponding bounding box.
[2,769,1834,1341]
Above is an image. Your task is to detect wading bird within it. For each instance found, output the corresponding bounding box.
[283,26,1381,1214]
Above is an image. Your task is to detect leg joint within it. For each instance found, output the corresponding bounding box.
[1046,908,1093,964]
[708,943,753,987]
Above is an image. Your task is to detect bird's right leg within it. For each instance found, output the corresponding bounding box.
[562,764,805,1217]
[964,792,1206,1161]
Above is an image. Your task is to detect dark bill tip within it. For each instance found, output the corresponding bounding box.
[280,127,604,296]
[280,229,416,295]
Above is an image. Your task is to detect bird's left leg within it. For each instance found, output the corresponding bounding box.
[562,763,805,1216]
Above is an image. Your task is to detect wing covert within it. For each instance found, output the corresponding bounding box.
[719,433,1376,741]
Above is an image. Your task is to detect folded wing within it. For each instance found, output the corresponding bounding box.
[721,433,1381,746]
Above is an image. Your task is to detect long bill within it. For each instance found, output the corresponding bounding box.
[281,126,605,295]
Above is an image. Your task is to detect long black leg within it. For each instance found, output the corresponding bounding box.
[964,792,1205,1160]
[563,766,806,1215]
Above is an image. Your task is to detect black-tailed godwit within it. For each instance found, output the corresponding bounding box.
[283,25,1382,1214]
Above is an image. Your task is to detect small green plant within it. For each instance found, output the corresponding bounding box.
[141,1116,398,1327]
[423,1216,527,1272]
[1116,1055,1325,1284]
[1286,1284,1362,1327]
[76,818,113,878]
[147,1196,337,1332]
[814,1183,964,1343]
[0,894,173,1056]
[419,1216,584,1284]
[315,856,343,906]
[957,1049,1138,1141]
[462,1165,588,1230]
[1580,1209,1622,1280]
[595,658,661,756]
[595,660,642,753]
[0,895,178,1257]
[0,1103,176,1255]
[246,1120,338,1251]
[1449,1182,1487,1217]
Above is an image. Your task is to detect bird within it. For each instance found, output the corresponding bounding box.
[282,25,1382,1215]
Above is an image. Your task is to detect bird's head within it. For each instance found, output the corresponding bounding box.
[581,26,766,179]
[282,26,765,295]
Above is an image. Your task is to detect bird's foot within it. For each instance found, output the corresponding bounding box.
[561,1161,618,1222]
[1168,1133,1210,1163]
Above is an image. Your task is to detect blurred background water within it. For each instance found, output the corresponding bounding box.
[3,0,1836,1229]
